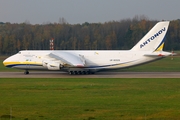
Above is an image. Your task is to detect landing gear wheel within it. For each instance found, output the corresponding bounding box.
[69,71,73,75]
[24,70,29,75]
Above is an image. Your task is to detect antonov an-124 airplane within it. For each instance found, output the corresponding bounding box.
[3,21,172,75]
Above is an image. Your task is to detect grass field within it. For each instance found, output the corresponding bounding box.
[0,53,180,119]
[0,78,180,120]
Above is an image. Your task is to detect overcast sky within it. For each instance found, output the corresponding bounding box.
[0,0,180,24]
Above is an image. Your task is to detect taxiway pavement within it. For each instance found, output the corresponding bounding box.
[0,72,180,78]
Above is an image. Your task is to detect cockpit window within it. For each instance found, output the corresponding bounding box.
[18,52,21,54]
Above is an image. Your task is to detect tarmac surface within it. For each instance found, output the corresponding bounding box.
[0,72,180,78]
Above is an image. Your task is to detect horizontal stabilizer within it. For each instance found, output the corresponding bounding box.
[144,51,172,57]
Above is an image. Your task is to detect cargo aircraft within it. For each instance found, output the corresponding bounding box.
[3,21,172,75]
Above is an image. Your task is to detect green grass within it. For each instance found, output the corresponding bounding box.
[0,78,180,120]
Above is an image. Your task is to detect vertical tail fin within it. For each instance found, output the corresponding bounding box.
[131,21,170,51]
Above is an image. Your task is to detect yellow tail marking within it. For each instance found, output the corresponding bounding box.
[156,43,164,51]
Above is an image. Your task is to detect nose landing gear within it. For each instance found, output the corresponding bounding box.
[24,70,29,75]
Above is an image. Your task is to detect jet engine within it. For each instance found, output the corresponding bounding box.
[42,61,62,70]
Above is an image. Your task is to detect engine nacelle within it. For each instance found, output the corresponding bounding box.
[42,61,62,70]
[47,62,60,70]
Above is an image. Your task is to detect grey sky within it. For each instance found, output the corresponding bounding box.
[0,0,179,24]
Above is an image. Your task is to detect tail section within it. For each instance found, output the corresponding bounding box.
[131,21,170,51]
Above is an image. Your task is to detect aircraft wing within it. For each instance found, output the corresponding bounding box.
[48,52,85,67]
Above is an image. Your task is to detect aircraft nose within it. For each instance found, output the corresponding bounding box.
[3,58,9,67]
[3,54,20,68]
[3,56,15,67]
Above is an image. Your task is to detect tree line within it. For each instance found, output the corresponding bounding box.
[0,18,180,55]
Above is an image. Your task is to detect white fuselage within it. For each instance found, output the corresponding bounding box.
[3,50,164,72]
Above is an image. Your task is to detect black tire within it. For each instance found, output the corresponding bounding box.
[24,70,29,75]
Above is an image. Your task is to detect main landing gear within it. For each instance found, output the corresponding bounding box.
[68,71,95,75]
[24,70,29,75]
